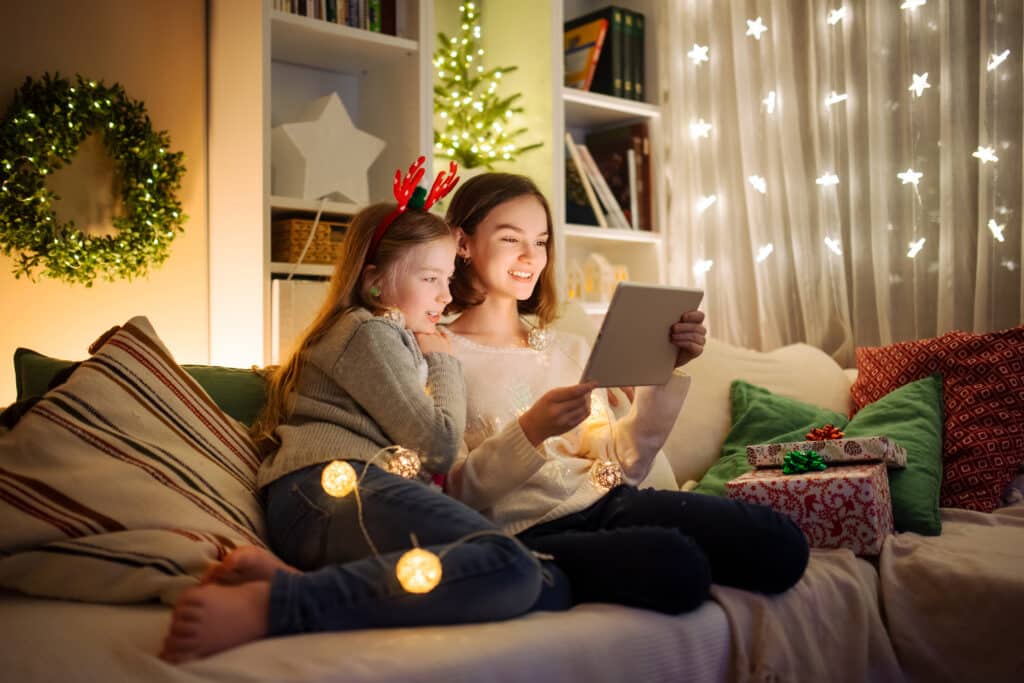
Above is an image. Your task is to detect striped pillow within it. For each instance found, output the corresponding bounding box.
[0,317,266,604]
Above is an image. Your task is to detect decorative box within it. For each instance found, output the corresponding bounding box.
[746,435,907,469]
[271,217,349,264]
[725,463,894,556]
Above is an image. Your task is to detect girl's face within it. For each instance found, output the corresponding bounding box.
[459,195,549,302]
[379,237,457,333]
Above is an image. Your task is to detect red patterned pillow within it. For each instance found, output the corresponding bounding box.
[852,327,1024,512]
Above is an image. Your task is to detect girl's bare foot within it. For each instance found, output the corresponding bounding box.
[201,545,299,585]
[160,581,271,662]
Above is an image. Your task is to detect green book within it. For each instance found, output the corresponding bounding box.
[633,10,645,101]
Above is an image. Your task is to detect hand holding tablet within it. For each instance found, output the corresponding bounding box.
[580,283,705,387]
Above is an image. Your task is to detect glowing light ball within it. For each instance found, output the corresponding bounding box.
[321,460,357,497]
[396,548,443,594]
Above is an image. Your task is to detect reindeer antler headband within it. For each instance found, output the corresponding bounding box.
[364,156,460,265]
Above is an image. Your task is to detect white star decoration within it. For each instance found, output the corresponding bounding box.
[746,17,768,40]
[756,243,774,262]
[693,259,714,275]
[988,219,1006,242]
[908,73,930,97]
[973,146,999,164]
[816,173,840,186]
[688,44,710,65]
[900,0,926,10]
[987,49,1010,71]
[825,91,849,107]
[897,168,923,186]
[827,8,847,25]
[907,238,926,258]
[696,194,718,212]
[824,237,843,255]
[690,118,713,139]
[271,93,385,203]
[763,91,778,113]
[748,175,768,194]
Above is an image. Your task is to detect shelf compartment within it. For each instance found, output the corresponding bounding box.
[270,10,418,73]
[562,87,660,128]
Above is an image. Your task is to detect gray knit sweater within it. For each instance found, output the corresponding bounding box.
[257,308,466,489]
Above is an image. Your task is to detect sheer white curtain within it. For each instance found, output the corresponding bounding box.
[660,0,1023,365]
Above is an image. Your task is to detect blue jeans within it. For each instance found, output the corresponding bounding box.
[518,485,810,615]
[263,461,569,635]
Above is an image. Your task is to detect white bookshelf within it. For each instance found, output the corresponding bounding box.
[209,0,433,366]
[553,1,667,316]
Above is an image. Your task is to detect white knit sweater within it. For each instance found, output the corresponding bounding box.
[445,328,691,535]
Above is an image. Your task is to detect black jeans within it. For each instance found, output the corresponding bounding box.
[517,485,810,615]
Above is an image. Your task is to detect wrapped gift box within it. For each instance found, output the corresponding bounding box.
[746,435,907,469]
[725,463,894,556]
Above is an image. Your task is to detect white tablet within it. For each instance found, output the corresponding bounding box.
[580,283,704,387]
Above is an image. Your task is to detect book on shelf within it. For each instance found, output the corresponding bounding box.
[565,157,600,227]
[564,133,608,228]
[631,10,645,101]
[564,6,625,98]
[584,122,652,230]
[577,144,632,229]
[276,0,395,34]
[564,18,608,91]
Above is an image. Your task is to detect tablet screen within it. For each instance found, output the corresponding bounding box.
[580,283,704,387]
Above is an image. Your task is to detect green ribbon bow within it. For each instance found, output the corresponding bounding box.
[782,449,828,475]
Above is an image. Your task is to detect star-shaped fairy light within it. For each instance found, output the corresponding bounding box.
[763,90,778,113]
[825,91,849,107]
[973,146,999,164]
[696,194,718,213]
[988,219,1006,242]
[688,44,710,65]
[271,92,385,203]
[748,175,767,194]
[756,243,774,262]
[816,172,840,186]
[987,49,1010,71]
[827,7,847,25]
[908,73,930,97]
[690,118,713,139]
[746,17,768,40]
[907,237,926,258]
[900,0,926,10]
[693,259,714,276]
[897,168,923,186]
[824,237,843,255]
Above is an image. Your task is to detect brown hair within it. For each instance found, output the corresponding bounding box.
[251,204,452,448]
[444,172,558,326]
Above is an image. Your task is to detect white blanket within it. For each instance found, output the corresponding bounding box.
[880,504,1024,683]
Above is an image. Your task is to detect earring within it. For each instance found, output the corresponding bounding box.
[369,285,381,297]
[458,254,471,265]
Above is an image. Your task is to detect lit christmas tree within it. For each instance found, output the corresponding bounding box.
[433,1,541,169]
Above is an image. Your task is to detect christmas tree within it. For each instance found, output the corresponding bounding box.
[433,1,542,169]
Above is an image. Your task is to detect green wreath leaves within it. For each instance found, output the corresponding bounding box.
[0,73,187,286]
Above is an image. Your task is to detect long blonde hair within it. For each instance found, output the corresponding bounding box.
[444,172,559,326]
[251,204,453,448]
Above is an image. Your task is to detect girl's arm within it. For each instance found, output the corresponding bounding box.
[336,320,466,474]
[445,420,548,511]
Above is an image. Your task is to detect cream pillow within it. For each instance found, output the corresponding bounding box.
[664,338,853,485]
[0,317,266,604]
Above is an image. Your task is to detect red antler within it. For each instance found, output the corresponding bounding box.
[423,161,460,211]
[393,156,427,209]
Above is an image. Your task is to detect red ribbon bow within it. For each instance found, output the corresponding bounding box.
[805,424,845,441]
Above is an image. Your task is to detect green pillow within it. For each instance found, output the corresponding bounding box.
[13,348,267,427]
[695,375,944,536]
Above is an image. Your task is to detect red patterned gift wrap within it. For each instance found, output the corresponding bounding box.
[725,463,894,555]
[746,436,907,469]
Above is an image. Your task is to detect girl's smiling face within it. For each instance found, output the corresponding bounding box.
[458,195,549,302]
[379,236,457,333]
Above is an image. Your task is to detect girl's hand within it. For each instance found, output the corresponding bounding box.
[607,386,635,407]
[519,382,598,446]
[415,329,453,355]
[672,310,707,368]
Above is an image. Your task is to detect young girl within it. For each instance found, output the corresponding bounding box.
[442,172,809,615]
[161,160,567,663]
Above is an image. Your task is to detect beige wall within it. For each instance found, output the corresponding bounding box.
[0,1,208,405]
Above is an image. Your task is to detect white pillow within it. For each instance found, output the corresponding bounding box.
[663,338,853,485]
[0,317,266,604]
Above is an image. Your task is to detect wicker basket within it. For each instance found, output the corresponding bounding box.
[271,217,349,264]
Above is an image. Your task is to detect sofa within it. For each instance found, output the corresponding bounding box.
[1,310,1022,683]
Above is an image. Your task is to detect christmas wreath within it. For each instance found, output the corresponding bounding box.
[0,73,187,286]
